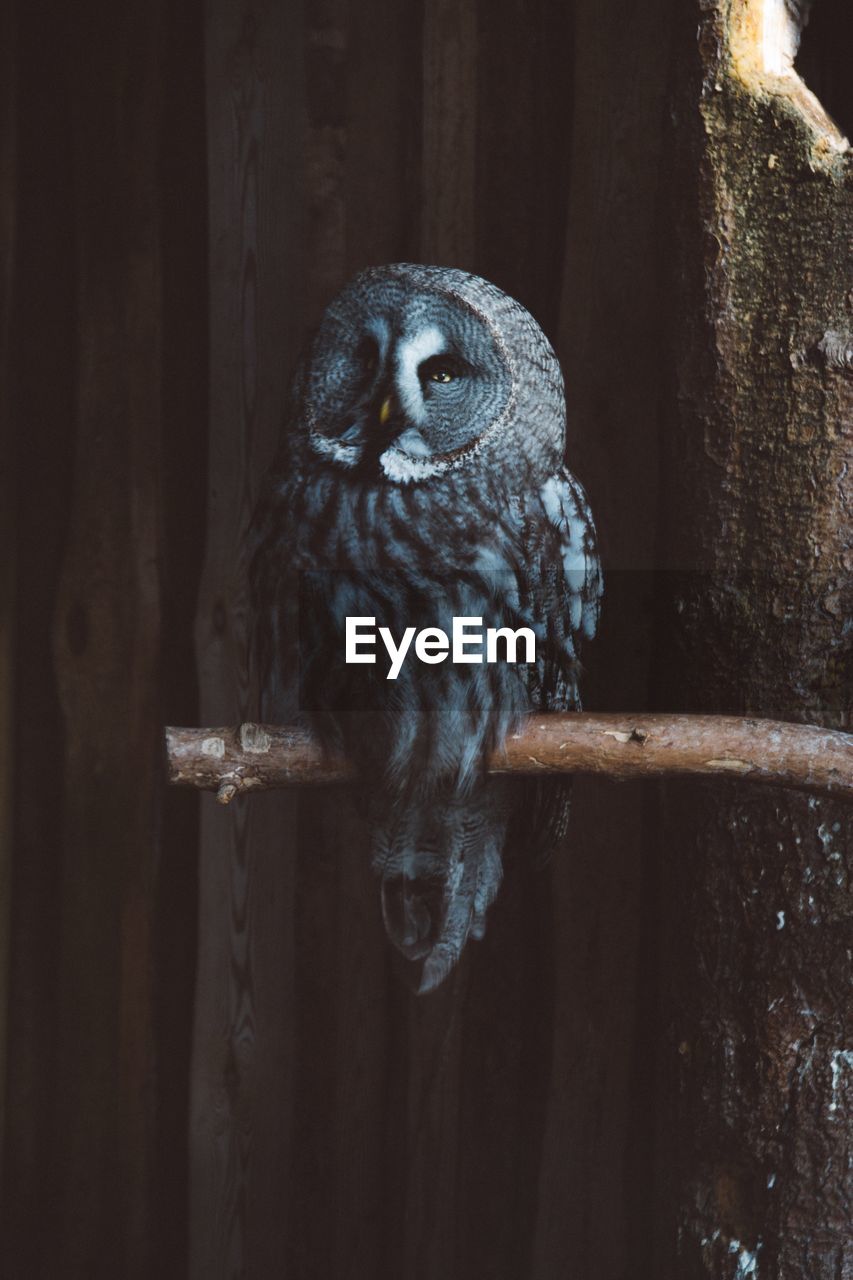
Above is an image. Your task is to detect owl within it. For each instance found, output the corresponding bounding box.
[249,264,601,993]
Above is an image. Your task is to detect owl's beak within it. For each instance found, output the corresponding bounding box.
[372,390,432,458]
[379,395,394,427]
[366,387,432,468]
[374,390,410,443]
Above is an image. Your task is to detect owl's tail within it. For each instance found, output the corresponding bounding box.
[370,782,509,994]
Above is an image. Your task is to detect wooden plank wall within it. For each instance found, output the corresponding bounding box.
[191,2,673,1277]
[1,1,207,1276]
[0,0,676,1276]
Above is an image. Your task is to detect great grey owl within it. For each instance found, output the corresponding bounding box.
[249,264,601,993]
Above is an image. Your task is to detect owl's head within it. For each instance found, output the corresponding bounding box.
[301,264,565,484]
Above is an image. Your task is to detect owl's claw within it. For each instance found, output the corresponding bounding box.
[380,875,441,962]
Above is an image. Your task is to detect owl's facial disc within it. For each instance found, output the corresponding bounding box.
[307,292,511,481]
[380,319,511,480]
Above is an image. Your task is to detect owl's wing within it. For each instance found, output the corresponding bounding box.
[519,466,602,712]
[541,468,602,651]
[511,466,602,857]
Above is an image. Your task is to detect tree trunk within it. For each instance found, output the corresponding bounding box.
[655,3,852,1274]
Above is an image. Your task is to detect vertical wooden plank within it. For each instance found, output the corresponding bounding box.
[329,828,392,1280]
[399,981,467,1280]
[474,0,575,332]
[344,0,423,267]
[0,0,16,1176]
[154,0,210,1269]
[303,0,349,319]
[455,852,556,1280]
[558,0,675,584]
[44,0,167,1272]
[422,0,478,268]
[0,3,76,1267]
[526,4,676,1274]
[191,2,305,1274]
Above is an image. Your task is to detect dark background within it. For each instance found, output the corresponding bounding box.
[1,1,850,1277]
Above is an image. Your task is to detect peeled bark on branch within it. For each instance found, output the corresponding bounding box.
[165,715,853,803]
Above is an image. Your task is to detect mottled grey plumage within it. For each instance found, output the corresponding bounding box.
[250,264,601,992]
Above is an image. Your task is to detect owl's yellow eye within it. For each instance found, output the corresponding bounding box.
[419,353,466,385]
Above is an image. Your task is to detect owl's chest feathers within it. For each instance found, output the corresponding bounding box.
[291,469,534,783]
[302,559,531,789]
[295,465,524,579]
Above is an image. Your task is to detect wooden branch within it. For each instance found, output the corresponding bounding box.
[165,714,853,804]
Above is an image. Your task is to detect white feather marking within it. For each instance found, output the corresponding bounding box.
[380,447,444,484]
[366,315,391,358]
[395,324,445,423]
[540,471,602,642]
[310,431,360,467]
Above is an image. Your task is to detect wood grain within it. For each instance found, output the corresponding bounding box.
[344,0,423,269]
[0,5,76,1268]
[0,0,15,1177]
[46,2,165,1272]
[190,3,304,1276]
[474,0,574,335]
[421,0,478,267]
[543,5,678,1269]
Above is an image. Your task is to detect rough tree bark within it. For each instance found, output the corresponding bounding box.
[655,2,852,1275]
